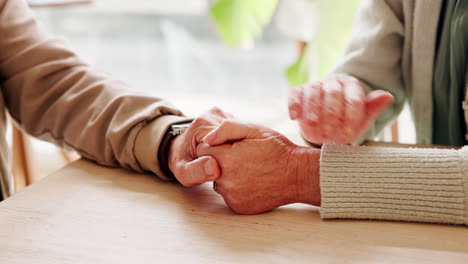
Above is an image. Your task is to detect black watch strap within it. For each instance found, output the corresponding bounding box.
[158,128,177,181]
[157,121,193,181]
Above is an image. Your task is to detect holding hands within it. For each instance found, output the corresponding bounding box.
[168,107,320,214]
[288,74,394,145]
[170,75,393,215]
[168,107,231,187]
[199,119,321,214]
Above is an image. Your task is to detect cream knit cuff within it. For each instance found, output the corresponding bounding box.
[320,144,468,225]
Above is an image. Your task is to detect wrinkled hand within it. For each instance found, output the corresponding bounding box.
[168,107,234,187]
[197,119,321,215]
[288,74,394,145]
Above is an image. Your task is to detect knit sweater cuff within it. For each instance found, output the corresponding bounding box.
[320,144,468,225]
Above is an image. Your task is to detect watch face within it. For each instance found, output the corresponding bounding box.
[171,122,193,136]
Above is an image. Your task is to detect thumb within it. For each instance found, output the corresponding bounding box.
[174,156,220,187]
[364,90,394,123]
[203,120,258,146]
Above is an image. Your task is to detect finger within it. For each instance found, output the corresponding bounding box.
[299,82,324,143]
[196,143,232,160]
[203,119,258,146]
[206,107,237,122]
[190,118,219,144]
[192,107,239,143]
[343,80,365,141]
[225,112,236,119]
[304,82,322,124]
[206,106,228,119]
[196,106,229,126]
[174,155,221,187]
[364,90,394,124]
[321,78,344,142]
[298,121,322,145]
[288,87,304,120]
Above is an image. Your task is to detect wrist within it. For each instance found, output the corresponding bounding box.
[290,146,321,206]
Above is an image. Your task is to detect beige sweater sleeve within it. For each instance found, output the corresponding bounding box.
[0,0,188,179]
[332,0,407,140]
[320,144,468,225]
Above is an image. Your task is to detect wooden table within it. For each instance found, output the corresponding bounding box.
[1,159,467,263]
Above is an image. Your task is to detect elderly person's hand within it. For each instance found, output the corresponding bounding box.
[288,74,394,145]
[168,107,234,187]
[197,119,321,215]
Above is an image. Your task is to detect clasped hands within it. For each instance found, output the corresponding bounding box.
[168,107,321,214]
[168,74,394,215]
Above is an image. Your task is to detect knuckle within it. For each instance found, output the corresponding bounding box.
[307,83,322,95]
[209,106,224,115]
[306,94,321,107]
[288,91,302,107]
[327,88,343,98]
[192,116,209,127]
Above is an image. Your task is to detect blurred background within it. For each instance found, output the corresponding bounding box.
[14,0,415,186]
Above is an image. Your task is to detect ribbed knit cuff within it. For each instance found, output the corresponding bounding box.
[320,144,468,225]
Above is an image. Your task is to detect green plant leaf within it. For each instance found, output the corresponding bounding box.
[314,0,362,78]
[285,0,362,86]
[210,0,278,48]
[286,43,310,87]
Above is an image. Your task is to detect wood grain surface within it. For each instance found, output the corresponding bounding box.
[1,159,467,263]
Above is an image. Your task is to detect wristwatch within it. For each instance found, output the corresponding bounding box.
[170,121,193,136]
[158,121,193,180]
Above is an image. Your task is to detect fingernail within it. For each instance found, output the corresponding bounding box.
[204,160,215,179]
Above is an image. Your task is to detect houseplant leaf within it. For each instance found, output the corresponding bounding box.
[210,0,278,48]
[286,43,311,87]
[285,0,361,86]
